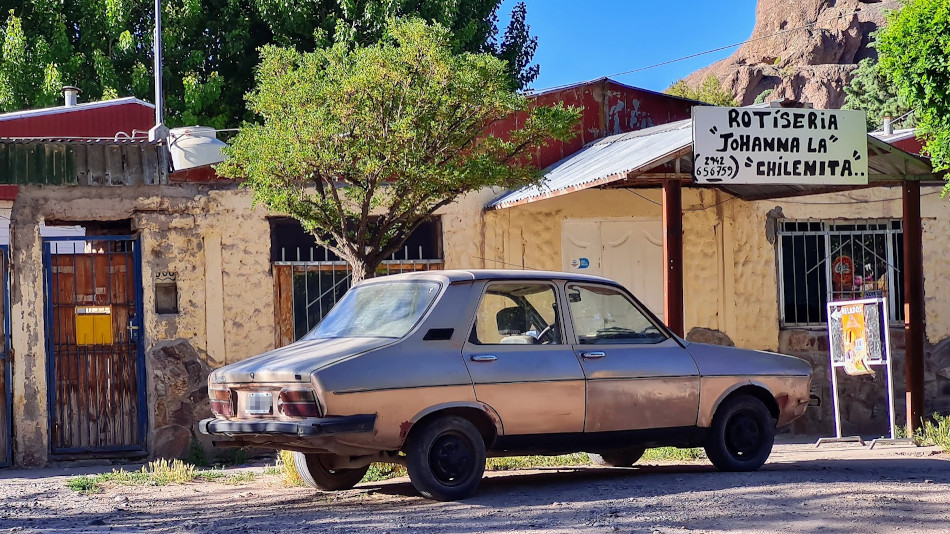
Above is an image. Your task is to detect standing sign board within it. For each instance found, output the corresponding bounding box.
[820,298,899,446]
[692,106,868,185]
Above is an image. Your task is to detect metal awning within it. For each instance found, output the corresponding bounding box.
[485,116,938,432]
[487,120,939,209]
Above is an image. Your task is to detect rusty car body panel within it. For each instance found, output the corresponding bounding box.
[201,269,813,468]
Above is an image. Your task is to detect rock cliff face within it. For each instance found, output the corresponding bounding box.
[684,0,892,109]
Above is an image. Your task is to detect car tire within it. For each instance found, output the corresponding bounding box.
[704,395,776,472]
[292,451,369,491]
[589,447,646,467]
[405,415,486,501]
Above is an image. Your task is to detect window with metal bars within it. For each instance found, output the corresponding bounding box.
[270,217,445,344]
[777,220,904,327]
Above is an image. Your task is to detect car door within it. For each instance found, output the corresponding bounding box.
[564,282,701,433]
[462,281,586,435]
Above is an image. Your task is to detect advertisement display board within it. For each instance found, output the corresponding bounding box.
[692,106,868,185]
[820,298,900,447]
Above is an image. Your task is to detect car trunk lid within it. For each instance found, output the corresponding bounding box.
[212,337,394,384]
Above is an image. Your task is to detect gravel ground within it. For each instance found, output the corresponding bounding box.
[1,441,948,534]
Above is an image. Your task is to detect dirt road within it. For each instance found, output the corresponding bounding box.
[1,442,948,534]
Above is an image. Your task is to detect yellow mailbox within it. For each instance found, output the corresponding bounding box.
[75,306,114,345]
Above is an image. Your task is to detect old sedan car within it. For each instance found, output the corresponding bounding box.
[200,270,814,500]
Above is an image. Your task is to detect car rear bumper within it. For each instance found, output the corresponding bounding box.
[198,414,376,437]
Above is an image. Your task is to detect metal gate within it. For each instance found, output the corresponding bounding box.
[43,236,146,457]
[0,246,11,467]
[272,245,444,346]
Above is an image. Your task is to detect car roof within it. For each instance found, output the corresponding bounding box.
[358,269,620,285]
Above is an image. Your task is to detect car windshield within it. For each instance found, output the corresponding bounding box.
[302,281,441,340]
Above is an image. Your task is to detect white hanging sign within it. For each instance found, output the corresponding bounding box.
[692,106,868,185]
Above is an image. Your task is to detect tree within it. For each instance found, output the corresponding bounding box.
[843,57,915,132]
[216,19,579,282]
[0,1,540,128]
[876,0,950,171]
[665,75,738,107]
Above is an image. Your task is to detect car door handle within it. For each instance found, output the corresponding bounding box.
[470,354,497,362]
[581,351,606,359]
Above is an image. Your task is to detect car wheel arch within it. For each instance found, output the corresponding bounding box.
[406,403,500,448]
[710,383,780,424]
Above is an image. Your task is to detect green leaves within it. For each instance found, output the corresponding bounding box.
[844,58,915,131]
[218,18,578,281]
[665,75,738,107]
[877,0,950,171]
[0,0,538,128]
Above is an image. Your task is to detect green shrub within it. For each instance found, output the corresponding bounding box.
[918,413,950,451]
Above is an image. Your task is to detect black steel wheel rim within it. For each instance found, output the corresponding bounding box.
[428,431,475,486]
[316,455,345,476]
[725,410,762,459]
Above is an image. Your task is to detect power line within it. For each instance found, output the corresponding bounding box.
[594,2,902,83]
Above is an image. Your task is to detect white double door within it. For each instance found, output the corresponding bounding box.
[561,219,665,320]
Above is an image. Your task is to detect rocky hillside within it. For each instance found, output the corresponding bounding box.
[683,0,894,109]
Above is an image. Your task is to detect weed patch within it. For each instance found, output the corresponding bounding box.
[642,447,705,461]
[918,413,950,451]
[65,459,257,493]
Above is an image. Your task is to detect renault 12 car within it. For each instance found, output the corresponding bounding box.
[200,270,814,500]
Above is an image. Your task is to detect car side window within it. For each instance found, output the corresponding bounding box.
[566,284,668,345]
[470,283,562,345]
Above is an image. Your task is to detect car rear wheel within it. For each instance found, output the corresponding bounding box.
[405,416,486,501]
[589,447,646,467]
[292,451,369,491]
[704,395,775,472]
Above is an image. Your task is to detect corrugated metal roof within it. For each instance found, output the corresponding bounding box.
[488,120,939,209]
[489,120,693,209]
[870,128,917,144]
[0,137,157,144]
[0,141,168,186]
[0,97,154,122]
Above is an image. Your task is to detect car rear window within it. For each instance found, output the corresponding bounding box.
[302,281,441,340]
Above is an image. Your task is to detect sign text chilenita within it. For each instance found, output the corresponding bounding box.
[692,107,869,185]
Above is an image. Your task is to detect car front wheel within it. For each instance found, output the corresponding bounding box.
[292,451,369,491]
[405,416,486,501]
[704,395,776,472]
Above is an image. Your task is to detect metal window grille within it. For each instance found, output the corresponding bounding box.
[777,219,904,327]
[274,245,444,341]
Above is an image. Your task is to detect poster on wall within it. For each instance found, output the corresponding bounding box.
[692,106,868,185]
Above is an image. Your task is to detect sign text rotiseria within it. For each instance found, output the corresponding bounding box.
[692,106,868,185]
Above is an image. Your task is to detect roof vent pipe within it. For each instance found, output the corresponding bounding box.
[62,86,80,107]
[883,115,894,135]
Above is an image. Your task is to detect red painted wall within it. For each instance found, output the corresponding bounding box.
[0,101,154,138]
[486,78,698,170]
[893,137,923,156]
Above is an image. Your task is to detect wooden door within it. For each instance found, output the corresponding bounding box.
[44,237,146,457]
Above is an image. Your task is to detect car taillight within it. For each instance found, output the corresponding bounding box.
[209,386,234,417]
[278,389,321,417]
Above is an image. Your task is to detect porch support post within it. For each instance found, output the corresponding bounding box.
[662,179,685,337]
[902,179,925,432]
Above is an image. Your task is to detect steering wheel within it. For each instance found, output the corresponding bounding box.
[536,325,556,344]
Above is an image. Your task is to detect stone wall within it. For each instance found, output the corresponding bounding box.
[9,185,274,465]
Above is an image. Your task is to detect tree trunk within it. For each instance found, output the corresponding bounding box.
[347,256,381,284]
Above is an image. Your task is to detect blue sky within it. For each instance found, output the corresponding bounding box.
[499,1,758,92]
